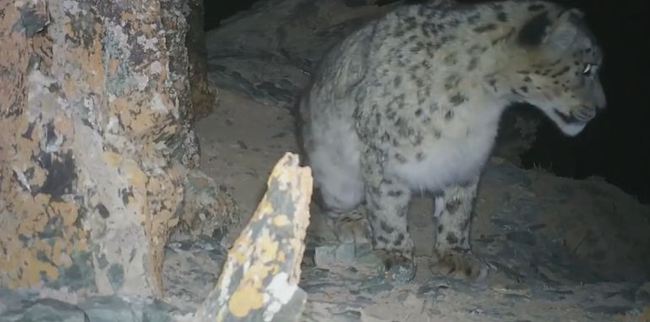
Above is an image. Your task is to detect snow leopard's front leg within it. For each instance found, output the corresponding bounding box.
[361,149,416,282]
[430,178,489,280]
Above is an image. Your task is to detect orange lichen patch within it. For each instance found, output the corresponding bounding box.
[127,109,157,136]
[115,100,178,140]
[30,166,48,188]
[0,3,45,288]
[111,97,138,124]
[48,200,79,227]
[6,123,42,179]
[11,252,58,288]
[0,177,88,288]
[0,219,87,289]
[16,211,49,237]
[32,193,52,209]
[13,194,50,235]
[60,22,105,93]
[108,88,179,139]
[85,41,104,89]
[228,284,265,318]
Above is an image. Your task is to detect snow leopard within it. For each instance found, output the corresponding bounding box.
[299,0,606,281]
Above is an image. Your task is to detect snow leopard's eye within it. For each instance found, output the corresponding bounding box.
[582,63,596,76]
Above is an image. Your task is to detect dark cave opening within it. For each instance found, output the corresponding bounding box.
[204,0,650,204]
[203,0,260,30]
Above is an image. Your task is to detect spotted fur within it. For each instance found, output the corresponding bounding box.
[300,0,605,280]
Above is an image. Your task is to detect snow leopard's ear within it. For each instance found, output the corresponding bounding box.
[544,9,584,50]
[518,8,583,49]
[518,11,552,47]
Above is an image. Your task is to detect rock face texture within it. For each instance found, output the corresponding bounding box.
[195,153,312,322]
[0,0,222,297]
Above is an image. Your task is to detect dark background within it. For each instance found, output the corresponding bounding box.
[204,0,650,203]
[521,0,650,204]
[204,1,258,30]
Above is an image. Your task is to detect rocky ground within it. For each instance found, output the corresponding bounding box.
[2,89,649,322]
[2,48,649,322]
[2,1,650,321]
[169,88,650,322]
[185,1,650,318]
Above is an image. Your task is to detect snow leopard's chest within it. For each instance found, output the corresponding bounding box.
[384,106,502,191]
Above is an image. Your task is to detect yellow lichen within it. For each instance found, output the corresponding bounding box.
[230,233,252,264]
[49,200,78,226]
[22,257,59,285]
[257,230,279,264]
[277,250,286,263]
[17,211,48,237]
[272,214,290,227]
[228,284,264,317]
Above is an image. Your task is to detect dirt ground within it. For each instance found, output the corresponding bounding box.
[158,87,650,321]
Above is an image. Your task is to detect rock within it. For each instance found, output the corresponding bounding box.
[0,288,182,322]
[173,169,239,241]
[194,153,312,322]
[80,296,178,322]
[185,0,218,122]
[313,243,384,277]
[204,0,394,108]
[0,299,88,322]
[0,0,223,298]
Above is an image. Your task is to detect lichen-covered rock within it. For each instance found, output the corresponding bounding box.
[194,153,312,322]
[160,0,215,169]
[174,169,239,240]
[0,0,217,298]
